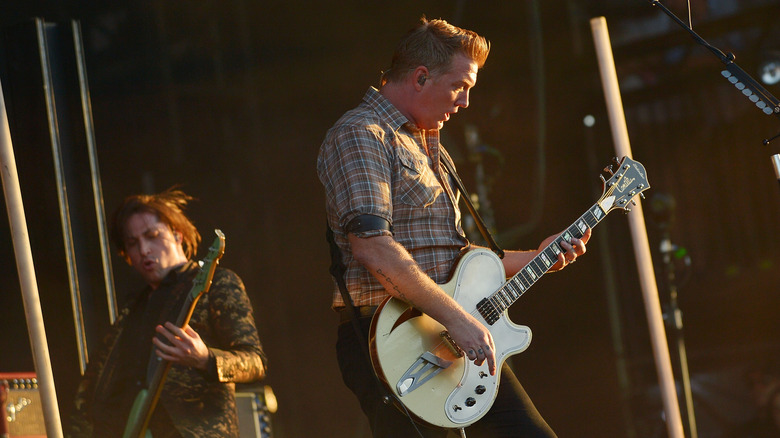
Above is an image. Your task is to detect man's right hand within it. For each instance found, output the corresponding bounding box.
[350,234,497,375]
[443,311,496,375]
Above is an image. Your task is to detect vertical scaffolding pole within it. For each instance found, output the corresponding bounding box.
[36,17,89,373]
[0,76,64,438]
[72,20,117,325]
[590,16,685,438]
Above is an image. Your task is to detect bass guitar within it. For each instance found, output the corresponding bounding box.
[122,230,226,438]
[369,156,650,428]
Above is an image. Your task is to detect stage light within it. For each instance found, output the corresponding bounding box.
[758,52,780,86]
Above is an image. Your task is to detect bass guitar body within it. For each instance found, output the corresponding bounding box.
[370,248,531,429]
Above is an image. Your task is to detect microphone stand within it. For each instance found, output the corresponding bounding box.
[659,233,697,438]
[645,1,780,187]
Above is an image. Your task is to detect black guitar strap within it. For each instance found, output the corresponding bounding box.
[325,225,428,437]
[440,155,505,259]
[324,225,374,366]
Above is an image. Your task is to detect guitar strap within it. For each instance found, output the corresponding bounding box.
[325,225,374,365]
[440,154,505,259]
[324,155,502,437]
[326,225,430,436]
[326,153,504,345]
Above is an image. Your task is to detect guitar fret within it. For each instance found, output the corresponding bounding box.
[539,251,553,270]
[490,295,505,312]
[550,241,562,256]
[497,291,510,308]
[524,265,538,281]
[532,260,546,276]
[591,205,604,222]
[575,218,588,234]
[514,277,527,293]
[506,283,520,300]
[502,289,514,304]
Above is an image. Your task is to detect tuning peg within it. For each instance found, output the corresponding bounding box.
[639,193,646,200]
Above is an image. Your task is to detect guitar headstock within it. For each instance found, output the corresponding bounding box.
[597,156,650,214]
[191,229,226,298]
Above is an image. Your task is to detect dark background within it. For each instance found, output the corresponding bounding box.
[2,1,780,437]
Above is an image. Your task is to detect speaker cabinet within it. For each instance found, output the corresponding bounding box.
[235,384,276,438]
[1,373,46,437]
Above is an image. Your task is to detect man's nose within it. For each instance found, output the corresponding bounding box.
[457,90,470,108]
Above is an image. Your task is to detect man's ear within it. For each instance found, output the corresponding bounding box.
[413,66,429,89]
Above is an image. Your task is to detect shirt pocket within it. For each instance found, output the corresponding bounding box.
[396,147,443,207]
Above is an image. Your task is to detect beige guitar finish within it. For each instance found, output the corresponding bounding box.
[370,248,530,428]
[369,156,650,429]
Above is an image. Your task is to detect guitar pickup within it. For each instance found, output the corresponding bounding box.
[396,351,452,396]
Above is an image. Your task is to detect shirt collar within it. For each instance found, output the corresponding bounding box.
[363,86,420,134]
[157,260,197,289]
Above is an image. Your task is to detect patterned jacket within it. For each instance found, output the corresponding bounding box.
[69,261,266,437]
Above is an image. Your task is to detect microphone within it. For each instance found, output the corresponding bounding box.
[764,132,780,146]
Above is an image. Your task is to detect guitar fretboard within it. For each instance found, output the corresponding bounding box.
[476,203,607,324]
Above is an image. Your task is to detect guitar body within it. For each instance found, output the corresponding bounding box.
[369,156,650,429]
[124,389,154,438]
[370,248,532,428]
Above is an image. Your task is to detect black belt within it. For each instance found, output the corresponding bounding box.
[338,305,378,323]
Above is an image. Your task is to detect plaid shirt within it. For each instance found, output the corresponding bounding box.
[318,87,469,307]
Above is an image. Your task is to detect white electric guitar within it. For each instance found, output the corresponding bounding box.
[369,156,650,429]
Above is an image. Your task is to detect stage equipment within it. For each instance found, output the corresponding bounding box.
[0,53,63,438]
[643,1,780,192]
[236,384,277,438]
[0,373,46,438]
[591,16,685,438]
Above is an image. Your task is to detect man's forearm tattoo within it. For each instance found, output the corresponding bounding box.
[375,268,410,302]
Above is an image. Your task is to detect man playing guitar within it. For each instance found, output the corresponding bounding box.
[318,16,589,438]
[68,188,266,437]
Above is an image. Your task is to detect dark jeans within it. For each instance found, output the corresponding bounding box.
[336,315,557,438]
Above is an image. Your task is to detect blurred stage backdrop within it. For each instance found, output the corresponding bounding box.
[1,1,779,437]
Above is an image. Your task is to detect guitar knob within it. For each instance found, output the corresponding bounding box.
[465,397,477,407]
[475,385,486,395]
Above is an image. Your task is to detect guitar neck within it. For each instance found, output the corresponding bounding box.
[477,203,607,324]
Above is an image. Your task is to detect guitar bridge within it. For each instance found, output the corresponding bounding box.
[396,351,452,396]
[439,331,464,358]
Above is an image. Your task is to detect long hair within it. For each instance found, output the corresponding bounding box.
[111,186,201,260]
[382,16,490,85]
